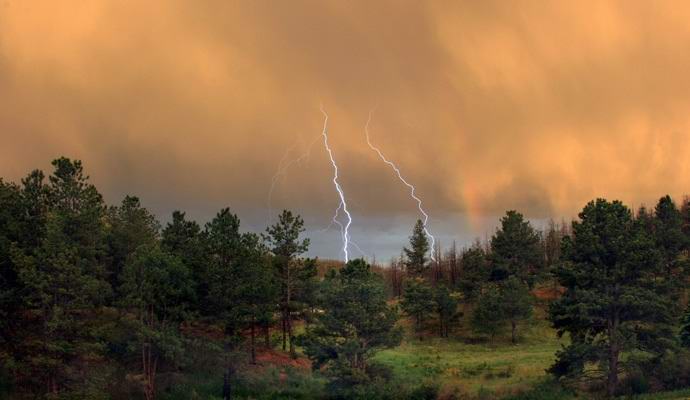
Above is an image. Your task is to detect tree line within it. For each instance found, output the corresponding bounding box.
[388,195,690,397]
[4,157,690,398]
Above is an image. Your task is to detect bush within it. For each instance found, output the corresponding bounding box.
[407,383,439,400]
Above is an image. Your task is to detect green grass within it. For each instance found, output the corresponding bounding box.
[373,315,564,398]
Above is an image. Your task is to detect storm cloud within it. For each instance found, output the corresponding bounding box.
[2,1,690,259]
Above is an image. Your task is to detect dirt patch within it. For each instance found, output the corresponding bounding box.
[255,349,311,370]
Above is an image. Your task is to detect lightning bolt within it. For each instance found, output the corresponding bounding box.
[267,134,321,225]
[320,104,353,262]
[322,201,368,260]
[364,108,437,261]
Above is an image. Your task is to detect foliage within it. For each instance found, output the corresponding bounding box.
[401,278,435,340]
[120,244,194,399]
[500,277,533,344]
[105,195,160,292]
[434,284,461,338]
[404,219,430,277]
[263,209,310,356]
[491,210,542,286]
[681,305,690,348]
[549,198,679,396]
[457,243,490,301]
[471,284,506,342]
[299,258,402,387]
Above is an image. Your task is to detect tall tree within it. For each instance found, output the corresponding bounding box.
[404,219,430,277]
[549,199,677,397]
[491,210,542,286]
[162,211,209,313]
[457,244,490,302]
[232,233,277,363]
[105,195,160,291]
[205,208,243,333]
[471,284,505,343]
[120,245,194,400]
[501,277,533,344]
[11,158,111,396]
[401,278,435,341]
[263,210,309,357]
[434,284,460,338]
[0,180,23,365]
[298,259,401,386]
[653,195,687,295]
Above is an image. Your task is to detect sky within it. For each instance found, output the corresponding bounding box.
[3,1,690,260]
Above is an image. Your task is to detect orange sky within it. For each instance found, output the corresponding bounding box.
[2,1,690,258]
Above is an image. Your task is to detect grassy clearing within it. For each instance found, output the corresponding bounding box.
[374,310,564,398]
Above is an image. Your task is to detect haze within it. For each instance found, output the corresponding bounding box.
[2,0,690,259]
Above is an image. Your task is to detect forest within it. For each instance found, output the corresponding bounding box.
[4,157,690,400]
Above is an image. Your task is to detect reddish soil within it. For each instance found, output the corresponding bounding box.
[254,349,311,370]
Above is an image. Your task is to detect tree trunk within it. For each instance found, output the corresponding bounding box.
[287,313,295,357]
[607,290,621,397]
[281,314,287,351]
[511,320,517,344]
[250,321,256,364]
[264,324,270,348]
[222,371,231,400]
[143,342,157,400]
[608,343,619,397]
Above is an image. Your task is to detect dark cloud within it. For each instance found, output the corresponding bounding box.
[2,1,690,259]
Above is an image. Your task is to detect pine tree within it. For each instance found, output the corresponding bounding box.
[105,195,160,292]
[501,277,532,344]
[653,195,687,296]
[490,210,542,286]
[162,211,209,313]
[298,259,401,385]
[263,210,309,357]
[458,244,490,301]
[401,278,435,341]
[471,284,505,343]
[404,219,430,277]
[434,284,460,338]
[549,199,677,397]
[120,245,194,400]
[11,158,111,395]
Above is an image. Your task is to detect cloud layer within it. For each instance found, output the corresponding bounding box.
[2,1,690,257]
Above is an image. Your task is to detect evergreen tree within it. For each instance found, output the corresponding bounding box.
[298,259,401,387]
[120,244,194,400]
[434,284,460,338]
[404,219,430,277]
[549,199,677,396]
[653,195,687,295]
[231,233,278,363]
[680,305,690,348]
[263,210,309,357]
[401,278,435,341]
[162,211,209,313]
[205,208,244,333]
[501,276,533,344]
[105,195,160,292]
[490,210,542,286]
[457,244,490,301]
[0,180,23,363]
[471,284,505,343]
[11,158,111,395]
